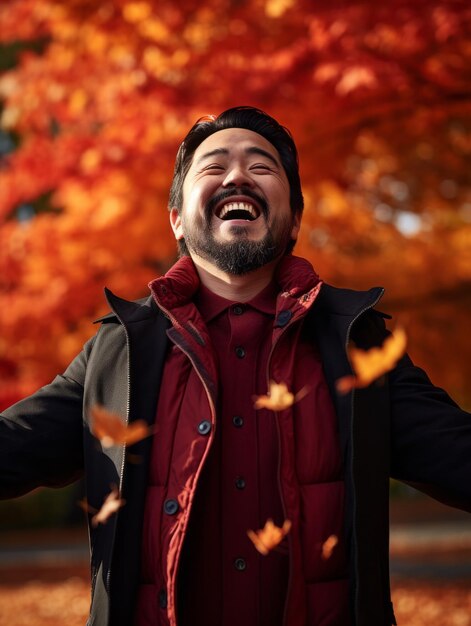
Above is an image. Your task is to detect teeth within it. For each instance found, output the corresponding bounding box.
[218,202,257,219]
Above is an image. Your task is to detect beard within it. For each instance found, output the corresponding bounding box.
[180,212,295,276]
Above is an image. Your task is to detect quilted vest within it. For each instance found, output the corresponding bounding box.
[134,256,351,626]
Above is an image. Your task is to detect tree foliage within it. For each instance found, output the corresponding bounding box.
[0,0,470,407]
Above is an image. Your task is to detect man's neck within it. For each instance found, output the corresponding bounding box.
[190,254,278,303]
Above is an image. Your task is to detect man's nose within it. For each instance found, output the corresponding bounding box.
[222,166,254,188]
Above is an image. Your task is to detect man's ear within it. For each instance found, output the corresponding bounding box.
[290,212,301,240]
[170,208,184,240]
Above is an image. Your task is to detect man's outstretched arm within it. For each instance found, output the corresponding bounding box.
[0,337,96,499]
[389,353,471,512]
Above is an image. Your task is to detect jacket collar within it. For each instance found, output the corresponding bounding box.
[314,283,385,319]
[94,290,158,325]
[98,258,385,326]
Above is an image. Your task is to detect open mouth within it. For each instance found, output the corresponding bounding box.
[216,201,260,222]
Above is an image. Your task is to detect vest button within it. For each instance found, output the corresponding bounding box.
[232,415,244,428]
[276,310,292,327]
[234,557,247,571]
[164,498,179,515]
[158,589,167,608]
[235,346,245,358]
[197,420,211,435]
[235,477,246,490]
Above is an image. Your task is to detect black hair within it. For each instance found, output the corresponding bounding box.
[168,106,303,219]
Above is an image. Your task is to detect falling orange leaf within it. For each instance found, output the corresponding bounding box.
[90,404,153,448]
[91,487,126,527]
[336,327,407,394]
[254,381,309,411]
[77,497,97,516]
[247,518,292,555]
[321,534,338,559]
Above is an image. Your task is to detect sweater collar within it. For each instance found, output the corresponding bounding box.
[148,256,200,311]
[195,279,279,323]
[275,254,321,297]
[149,254,321,315]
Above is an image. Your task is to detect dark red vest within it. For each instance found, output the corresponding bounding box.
[134,256,351,626]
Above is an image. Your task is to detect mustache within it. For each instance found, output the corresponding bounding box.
[205,187,268,222]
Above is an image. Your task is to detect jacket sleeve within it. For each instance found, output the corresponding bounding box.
[389,352,471,512]
[0,335,96,499]
[353,310,471,513]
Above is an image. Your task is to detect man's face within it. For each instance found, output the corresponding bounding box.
[170,128,300,275]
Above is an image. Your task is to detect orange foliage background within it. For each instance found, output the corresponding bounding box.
[0,0,470,408]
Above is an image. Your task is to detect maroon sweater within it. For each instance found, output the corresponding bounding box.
[177,281,288,626]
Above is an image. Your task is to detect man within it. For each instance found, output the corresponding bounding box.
[1,106,470,626]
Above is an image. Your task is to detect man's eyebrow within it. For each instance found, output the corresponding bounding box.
[196,148,229,165]
[245,146,280,167]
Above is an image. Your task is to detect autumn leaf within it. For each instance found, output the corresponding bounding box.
[77,487,126,526]
[336,327,407,394]
[91,487,125,527]
[90,405,153,448]
[321,534,338,559]
[247,519,292,555]
[254,381,309,411]
[77,497,97,516]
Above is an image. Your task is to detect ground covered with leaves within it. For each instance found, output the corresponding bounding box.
[0,570,469,626]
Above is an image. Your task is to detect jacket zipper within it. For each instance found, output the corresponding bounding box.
[157,303,217,423]
[265,315,300,626]
[345,288,384,625]
[156,301,217,626]
[105,308,132,597]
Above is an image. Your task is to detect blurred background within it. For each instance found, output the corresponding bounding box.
[0,0,470,624]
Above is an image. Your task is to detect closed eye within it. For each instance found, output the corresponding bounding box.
[201,164,225,172]
[250,163,273,172]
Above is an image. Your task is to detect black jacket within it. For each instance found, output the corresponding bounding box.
[1,283,470,626]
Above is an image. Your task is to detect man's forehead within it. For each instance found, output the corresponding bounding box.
[192,127,282,165]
